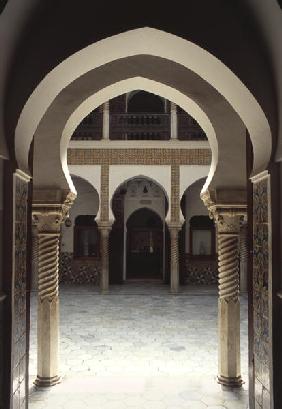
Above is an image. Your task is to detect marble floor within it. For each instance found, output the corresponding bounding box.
[29,282,249,409]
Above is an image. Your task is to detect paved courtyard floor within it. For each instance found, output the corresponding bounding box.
[29,282,249,409]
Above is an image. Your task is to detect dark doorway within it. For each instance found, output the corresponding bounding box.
[126,208,163,280]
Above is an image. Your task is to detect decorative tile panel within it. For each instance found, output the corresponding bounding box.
[12,173,29,409]
[60,252,100,285]
[253,174,271,409]
[183,257,217,285]
[68,148,211,165]
[171,165,180,222]
[100,164,109,221]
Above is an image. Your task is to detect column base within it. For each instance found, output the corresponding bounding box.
[170,287,179,294]
[100,287,109,294]
[34,375,61,387]
[217,375,243,388]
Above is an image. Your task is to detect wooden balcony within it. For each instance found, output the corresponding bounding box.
[71,112,207,141]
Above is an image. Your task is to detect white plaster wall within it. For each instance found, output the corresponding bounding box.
[68,165,101,217]
[61,176,99,253]
[180,165,209,200]
[123,179,166,223]
[184,179,209,253]
[109,165,171,221]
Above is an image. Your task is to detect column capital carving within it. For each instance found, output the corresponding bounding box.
[97,220,113,232]
[32,191,76,234]
[201,189,246,234]
[167,221,183,233]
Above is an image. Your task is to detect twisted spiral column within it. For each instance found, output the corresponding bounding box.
[98,222,112,293]
[37,234,59,301]
[35,232,61,387]
[33,193,75,388]
[168,223,182,294]
[239,223,248,292]
[216,214,243,388]
[31,226,39,290]
[218,235,239,302]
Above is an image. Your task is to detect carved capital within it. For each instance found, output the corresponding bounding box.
[215,214,243,235]
[167,221,183,237]
[32,191,76,234]
[201,189,246,234]
[97,220,113,233]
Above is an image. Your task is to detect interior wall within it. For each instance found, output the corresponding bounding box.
[61,177,99,253]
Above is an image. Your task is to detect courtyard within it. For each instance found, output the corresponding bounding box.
[29,283,249,409]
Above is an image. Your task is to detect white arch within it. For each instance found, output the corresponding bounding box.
[62,77,216,194]
[126,207,164,225]
[15,27,271,178]
[110,173,169,222]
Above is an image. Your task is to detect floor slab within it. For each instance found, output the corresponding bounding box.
[29,283,249,409]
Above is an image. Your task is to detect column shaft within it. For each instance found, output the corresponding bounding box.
[103,101,110,139]
[35,232,60,387]
[200,191,246,388]
[216,215,243,388]
[98,222,112,293]
[33,191,75,387]
[170,102,178,139]
[168,224,182,293]
[31,226,39,291]
[239,223,248,292]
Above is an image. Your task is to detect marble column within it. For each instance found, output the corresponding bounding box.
[168,222,182,293]
[98,221,112,293]
[201,190,246,388]
[103,101,110,140]
[215,212,243,388]
[170,102,178,139]
[32,193,75,387]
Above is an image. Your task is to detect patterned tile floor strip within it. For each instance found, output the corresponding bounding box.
[29,282,249,409]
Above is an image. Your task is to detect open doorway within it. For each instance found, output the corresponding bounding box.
[126,208,163,280]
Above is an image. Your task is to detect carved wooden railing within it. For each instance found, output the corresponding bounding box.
[71,112,207,141]
[178,114,207,140]
[72,112,103,140]
[110,113,171,140]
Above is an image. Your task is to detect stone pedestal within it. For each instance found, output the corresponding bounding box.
[98,221,112,293]
[168,223,182,293]
[32,192,75,387]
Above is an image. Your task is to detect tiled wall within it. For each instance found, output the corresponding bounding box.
[12,174,29,409]
[183,257,217,285]
[253,175,271,409]
[60,252,100,284]
[68,148,211,165]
